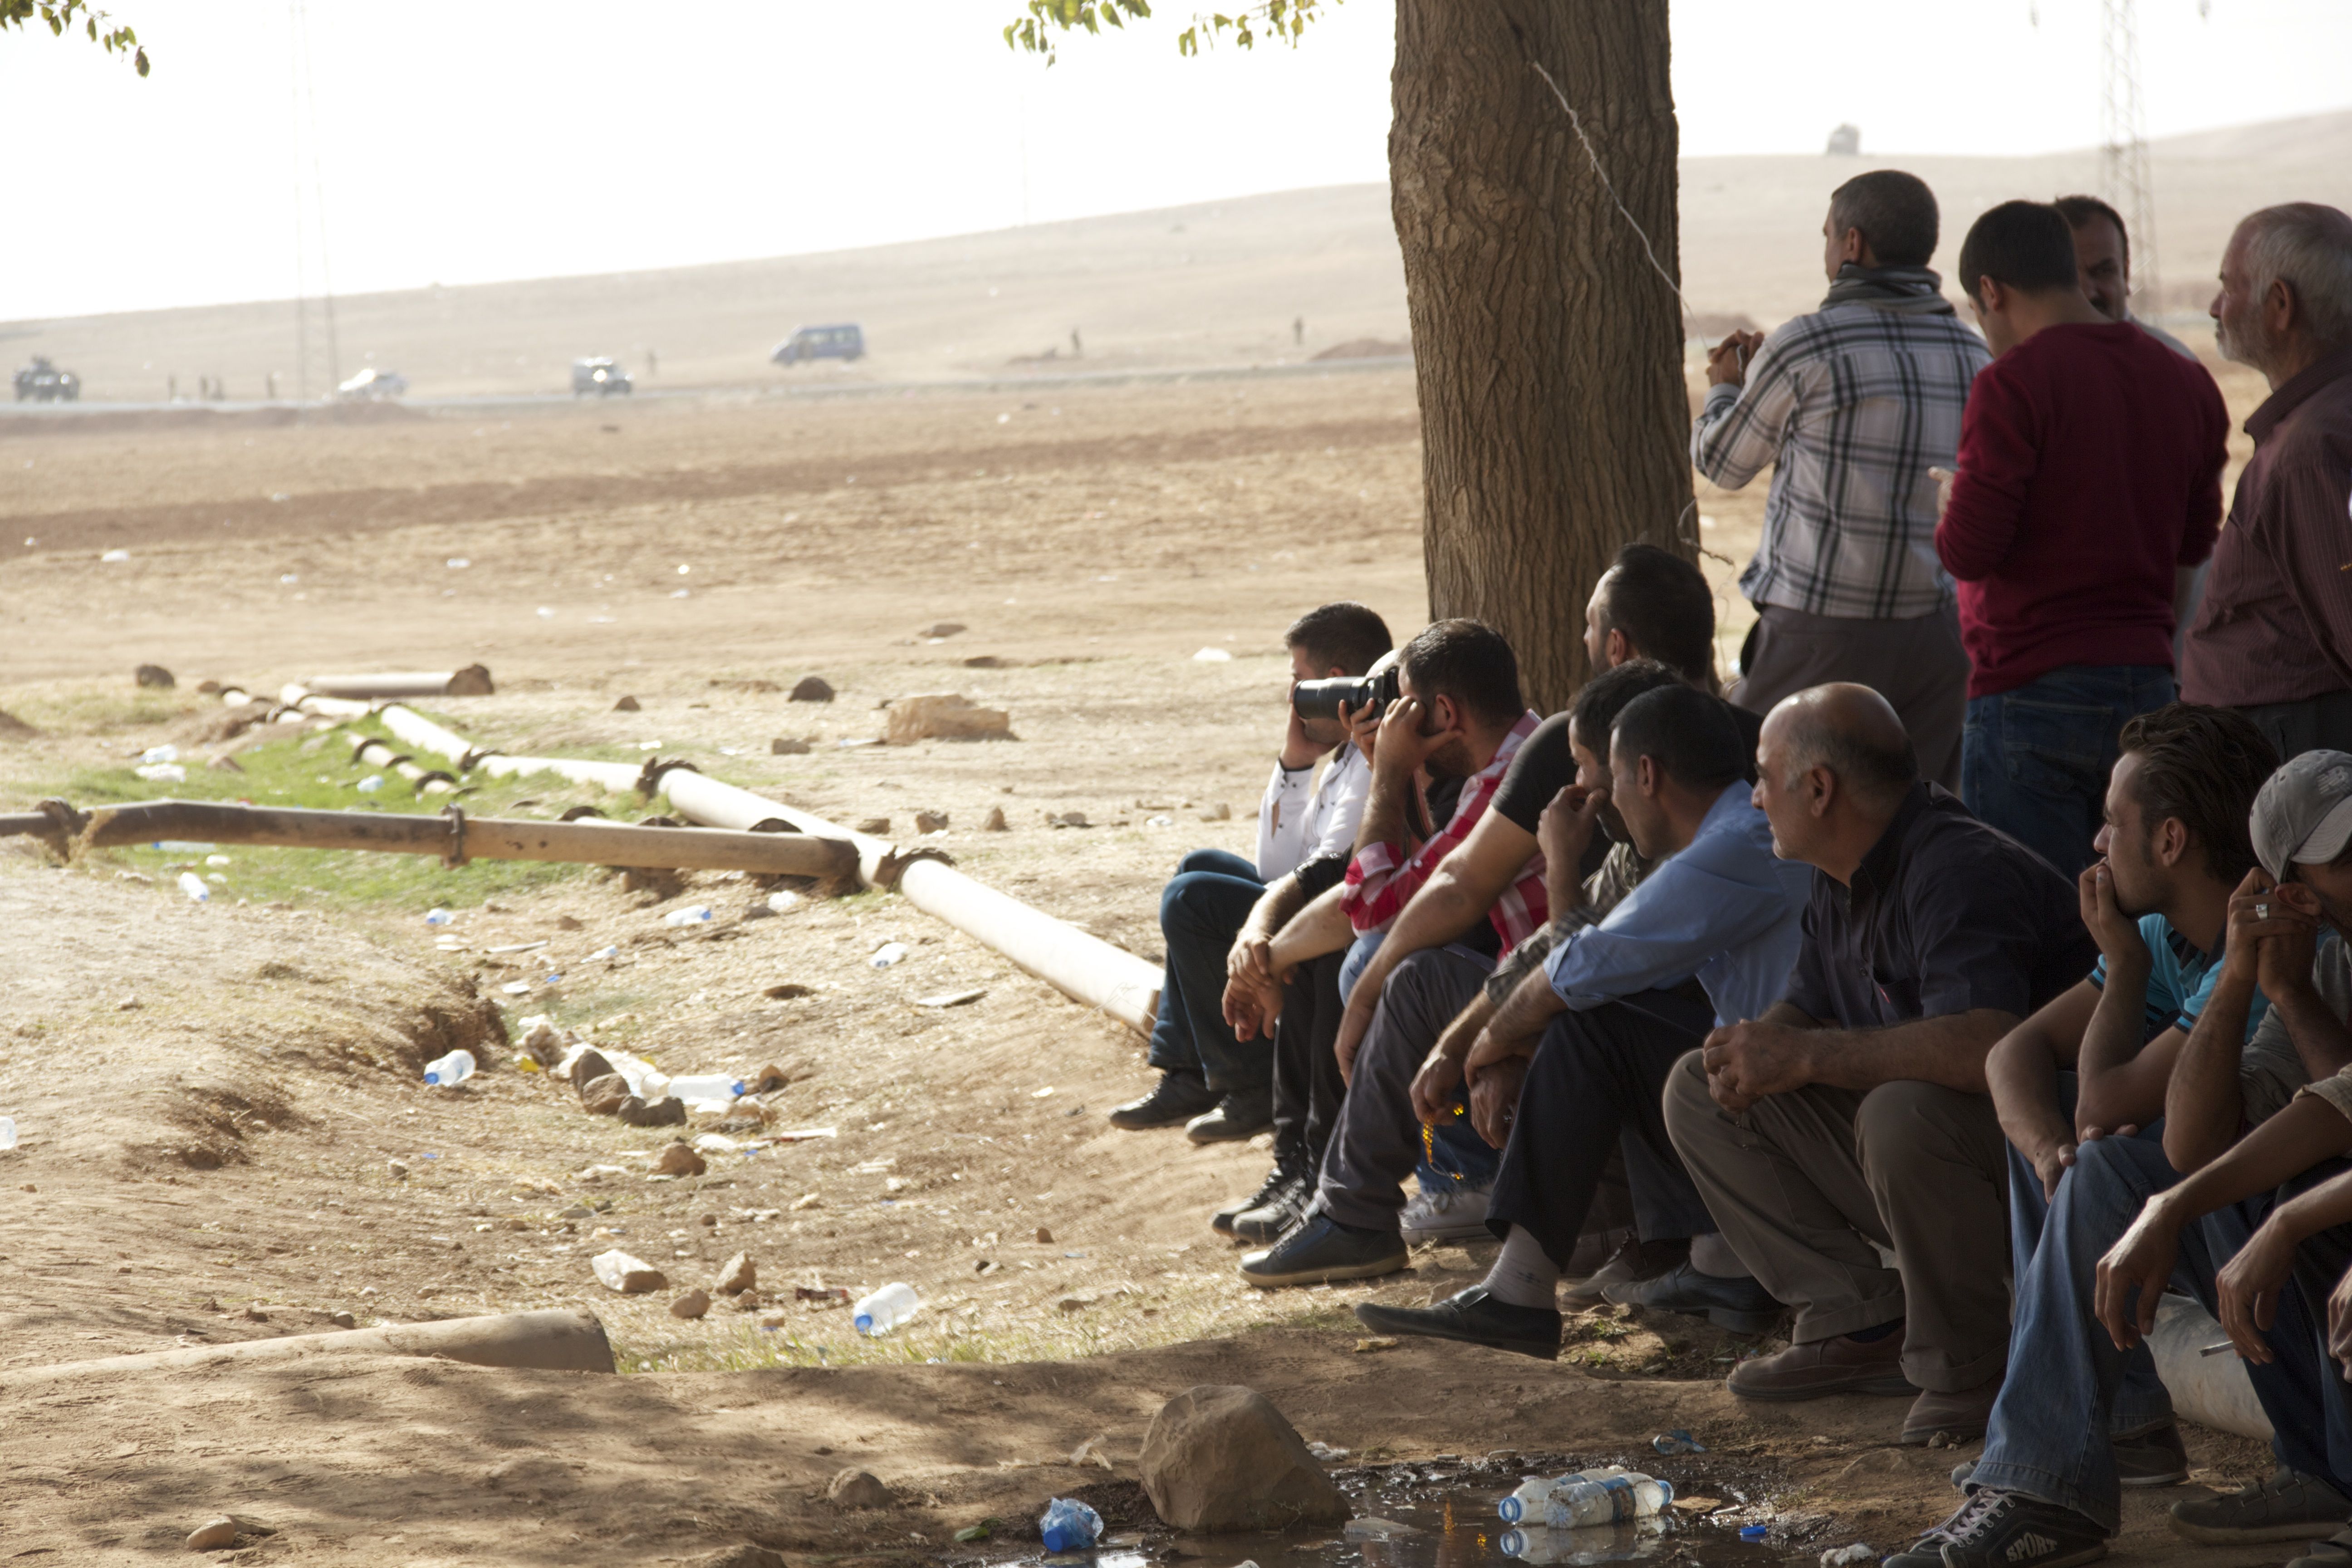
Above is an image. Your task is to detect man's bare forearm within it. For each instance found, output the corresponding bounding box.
[1485,965,1569,1057]
[1269,885,1355,971]
[1987,1026,2073,1160]
[1792,1009,2016,1095]
[2161,1096,2352,1227]
[1241,874,1307,945]
[2164,967,2258,1172]
[1352,762,1417,862]
[2076,954,2175,1131]
[2273,976,2352,1082]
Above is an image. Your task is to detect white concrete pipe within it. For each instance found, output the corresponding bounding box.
[2150,1293,2275,1441]
[306,666,493,699]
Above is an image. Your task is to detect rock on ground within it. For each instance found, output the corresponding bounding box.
[185,1516,236,1550]
[591,1250,668,1295]
[579,1073,631,1115]
[715,1252,756,1295]
[620,1095,687,1127]
[789,676,834,702]
[884,693,1011,744]
[827,1468,896,1509]
[670,1289,711,1320]
[654,1141,706,1176]
[1138,1385,1350,1532]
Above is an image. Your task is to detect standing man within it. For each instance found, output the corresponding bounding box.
[1694,170,1989,789]
[1109,602,1392,1139]
[2054,194,2196,358]
[1662,685,2098,1443]
[1937,201,2230,876]
[2181,204,2352,760]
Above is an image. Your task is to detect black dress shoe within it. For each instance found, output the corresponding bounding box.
[1231,1171,1313,1246]
[1185,1087,1274,1144]
[1238,1214,1407,1288]
[1215,1157,1307,1236]
[1606,1259,1783,1334]
[1106,1071,1218,1130]
[1354,1286,1562,1360]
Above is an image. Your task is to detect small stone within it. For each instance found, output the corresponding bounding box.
[716,1252,757,1294]
[243,1305,268,1323]
[207,754,245,774]
[1034,1225,1054,1245]
[789,1193,823,1211]
[619,1095,687,1127]
[885,692,1011,744]
[1139,1384,1350,1531]
[855,817,891,835]
[670,1288,712,1320]
[385,1161,407,1182]
[654,1141,708,1177]
[591,1249,669,1294]
[201,1298,223,1313]
[612,695,641,711]
[981,805,1008,832]
[579,1073,632,1116]
[118,994,140,1010]
[769,736,811,755]
[567,1047,616,1088]
[329,1311,357,1329]
[185,1515,237,1551]
[555,915,583,931]
[1198,802,1232,822]
[913,809,949,833]
[827,1468,896,1509]
[789,676,835,703]
[135,663,175,689]
[762,984,812,1001]
[920,622,966,639]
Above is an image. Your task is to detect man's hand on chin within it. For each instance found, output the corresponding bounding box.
[1701,1020,1813,1114]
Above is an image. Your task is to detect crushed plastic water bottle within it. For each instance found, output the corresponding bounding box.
[136,763,187,783]
[663,906,715,927]
[1538,1470,1673,1530]
[153,840,216,853]
[355,775,385,794]
[138,744,179,765]
[0,1117,15,1152]
[869,941,908,969]
[766,890,799,914]
[425,908,454,926]
[1038,1497,1103,1554]
[853,1282,920,1335]
[177,872,210,903]
[667,1074,744,1105]
[591,945,619,960]
[423,1049,476,1087]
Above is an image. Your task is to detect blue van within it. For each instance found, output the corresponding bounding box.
[770,324,865,365]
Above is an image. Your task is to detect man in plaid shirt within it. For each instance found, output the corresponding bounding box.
[1693,169,1989,788]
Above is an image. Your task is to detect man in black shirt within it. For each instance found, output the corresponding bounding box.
[1663,684,2097,1444]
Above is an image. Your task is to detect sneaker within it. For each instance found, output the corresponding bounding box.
[1184,1087,1274,1144]
[1106,1071,1218,1131]
[2170,1467,2352,1544]
[2115,1423,2190,1489]
[1606,1259,1782,1334]
[2287,1526,2352,1568]
[1884,1489,2107,1568]
[1215,1159,1304,1237]
[1238,1214,1408,1289]
[1353,1285,1561,1360]
[1231,1174,1312,1246]
[1561,1236,1686,1311]
[1399,1181,1495,1244]
[1901,1376,2002,1445]
[1725,1329,1913,1401]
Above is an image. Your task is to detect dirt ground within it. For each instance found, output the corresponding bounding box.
[0,364,2289,1565]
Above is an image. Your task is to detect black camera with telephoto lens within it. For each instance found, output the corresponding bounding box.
[1291,654,1401,723]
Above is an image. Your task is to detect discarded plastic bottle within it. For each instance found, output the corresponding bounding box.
[139,744,179,765]
[177,872,210,903]
[425,908,454,926]
[423,1049,476,1087]
[1500,1469,1628,1524]
[663,906,715,927]
[853,1282,920,1336]
[356,775,385,794]
[667,1074,744,1103]
[869,941,909,969]
[1038,1497,1103,1554]
[1543,1471,1672,1530]
[0,1117,15,1152]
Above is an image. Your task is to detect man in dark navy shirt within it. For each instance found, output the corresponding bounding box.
[1664,683,2096,1445]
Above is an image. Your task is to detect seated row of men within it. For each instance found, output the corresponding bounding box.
[1116,578,2352,1568]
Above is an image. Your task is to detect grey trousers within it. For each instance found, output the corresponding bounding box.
[1317,946,1635,1239]
[1731,602,1969,790]
[2237,689,2352,762]
[1661,1049,2010,1393]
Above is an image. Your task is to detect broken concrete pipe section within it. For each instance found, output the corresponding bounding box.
[0,1308,617,1385]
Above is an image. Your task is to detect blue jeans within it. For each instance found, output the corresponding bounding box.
[1962,664,2175,878]
[1336,929,1500,1193]
[1147,849,1269,1093]
[1972,1135,2352,1532]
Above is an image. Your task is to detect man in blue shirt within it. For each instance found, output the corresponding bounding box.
[1977,704,2282,1487]
[1352,683,1813,1355]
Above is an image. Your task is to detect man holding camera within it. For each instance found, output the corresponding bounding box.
[1109,602,1393,1141]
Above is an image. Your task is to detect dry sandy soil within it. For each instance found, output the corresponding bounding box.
[0,364,2291,1565]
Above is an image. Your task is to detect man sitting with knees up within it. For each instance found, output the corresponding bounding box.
[1110,601,1391,1141]
[1346,681,1813,1354]
[1662,684,2096,1444]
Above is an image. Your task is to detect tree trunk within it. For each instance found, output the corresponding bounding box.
[1391,0,1694,715]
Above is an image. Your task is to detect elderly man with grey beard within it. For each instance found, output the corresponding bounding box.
[2180,204,2352,760]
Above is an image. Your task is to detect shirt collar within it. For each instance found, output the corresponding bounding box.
[2247,343,2352,443]
[1475,710,1544,783]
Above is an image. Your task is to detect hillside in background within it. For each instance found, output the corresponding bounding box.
[9,111,2349,402]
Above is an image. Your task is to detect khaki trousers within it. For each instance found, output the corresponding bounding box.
[1661,1049,2011,1393]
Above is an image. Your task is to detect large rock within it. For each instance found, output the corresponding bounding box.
[827,1468,895,1509]
[1139,1385,1350,1532]
[884,693,1012,745]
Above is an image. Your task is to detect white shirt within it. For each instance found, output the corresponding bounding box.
[1255,743,1372,881]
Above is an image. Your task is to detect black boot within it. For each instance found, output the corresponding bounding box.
[1106,1070,1218,1131]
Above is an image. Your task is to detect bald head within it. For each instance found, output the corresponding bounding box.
[1767,684,1918,810]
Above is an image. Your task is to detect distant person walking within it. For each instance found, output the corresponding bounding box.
[1694,170,1989,788]
[1935,201,2229,876]
[2179,203,2352,759]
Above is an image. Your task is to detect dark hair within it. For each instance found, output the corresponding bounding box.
[1398,618,1522,729]
[1598,544,1718,690]
[1284,601,1392,677]
[1568,659,1682,758]
[2054,193,2130,268]
[1959,200,2081,304]
[1829,170,1940,269]
[2117,703,2280,884]
[1609,684,1749,794]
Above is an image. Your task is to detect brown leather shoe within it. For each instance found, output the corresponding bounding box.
[1726,1330,1913,1401]
[1901,1376,2002,1445]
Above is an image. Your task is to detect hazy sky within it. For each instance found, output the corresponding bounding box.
[4,0,2347,321]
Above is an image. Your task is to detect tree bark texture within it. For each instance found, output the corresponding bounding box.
[1391,0,1694,715]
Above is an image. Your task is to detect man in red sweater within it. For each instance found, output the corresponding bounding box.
[1936,200,2230,875]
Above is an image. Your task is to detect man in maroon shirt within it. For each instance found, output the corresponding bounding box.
[2180,203,2352,761]
[1936,200,2230,875]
